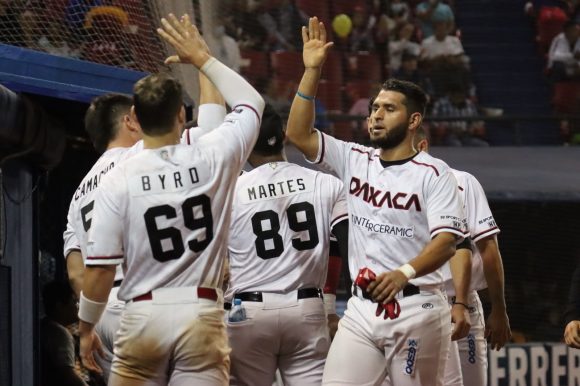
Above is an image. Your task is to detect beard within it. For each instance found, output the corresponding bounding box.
[369,121,408,150]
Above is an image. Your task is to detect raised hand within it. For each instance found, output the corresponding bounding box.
[301,16,334,69]
[157,13,211,68]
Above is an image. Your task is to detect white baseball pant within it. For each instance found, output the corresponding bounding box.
[444,291,487,386]
[322,286,451,386]
[227,291,330,386]
[94,286,124,381]
[109,287,230,386]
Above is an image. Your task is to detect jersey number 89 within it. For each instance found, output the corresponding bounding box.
[144,194,213,262]
[251,201,319,260]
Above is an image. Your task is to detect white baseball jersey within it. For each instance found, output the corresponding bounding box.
[62,104,227,278]
[226,162,347,297]
[443,169,500,295]
[309,131,467,286]
[86,105,260,301]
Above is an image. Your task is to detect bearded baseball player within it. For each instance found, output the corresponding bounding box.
[226,103,348,386]
[77,14,264,386]
[414,129,511,386]
[286,17,467,386]
[63,53,227,383]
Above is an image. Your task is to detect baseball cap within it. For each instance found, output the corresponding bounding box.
[253,103,284,155]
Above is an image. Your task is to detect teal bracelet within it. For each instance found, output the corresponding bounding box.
[296,91,315,101]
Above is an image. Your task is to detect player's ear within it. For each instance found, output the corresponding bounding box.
[408,112,422,131]
[130,106,138,125]
[178,105,186,126]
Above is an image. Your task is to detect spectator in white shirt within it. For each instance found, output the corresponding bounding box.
[548,21,580,80]
[209,24,242,73]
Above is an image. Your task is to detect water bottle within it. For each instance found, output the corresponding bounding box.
[228,298,247,322]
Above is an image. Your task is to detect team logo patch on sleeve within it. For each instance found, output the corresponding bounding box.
[403,339,419,375]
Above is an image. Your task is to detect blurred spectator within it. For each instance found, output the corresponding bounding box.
[229,0,269,51]
[349,6,376,52]
[415,0,455,38]
[389,22,421,72]
[548,21,580,80]
[393,51,434,98]
[38,18,80,58]
[40,281,88,386]
[19,8,41,51]
[208,24,242,72]
[259,77,293,116]
[257,0,306,51]
[420,20,470,96]
[431,82,488,146]
[0,0,24,46]
[348,83,381,133]
[65,0,103,46]
[82,6,134,67]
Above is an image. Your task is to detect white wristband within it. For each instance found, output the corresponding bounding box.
[323,293,337,315]
[78,292,107,325]
[397,264,416,280]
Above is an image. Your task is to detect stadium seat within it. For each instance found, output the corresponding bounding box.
[344,52,382,82]
[321,51,343,84]
[240,50,270,83]
[316,80,343,111]
[270,51,303,82]
[552,81,580,114]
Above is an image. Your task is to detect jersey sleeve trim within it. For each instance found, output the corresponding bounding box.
[430,226,466,239]
[233,103,261,125]
[411,159,440,176]
[330,213,349,229]
[86,255,124,265]
[64,247,81,258]
[472,226,500,242]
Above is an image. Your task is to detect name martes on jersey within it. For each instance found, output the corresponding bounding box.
[74,161,115,201]
[244,178,309,202]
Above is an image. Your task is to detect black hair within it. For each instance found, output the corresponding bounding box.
[368,78,428,117]
[252,103,285,156]
[84,93,133,154]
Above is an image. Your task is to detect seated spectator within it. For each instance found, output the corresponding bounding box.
[420,20,470,96]
[348,83,381,133]
[548,21,580,80]
[208,24,242,73]
[40,281,88,386]
[415,0,455,38]
[230,0,269,51]
[389,22,421,72]
[349,5,376,52]
[393,51,435,98]
[257,0,306,51]
[81,6,134,68]
[431,83,488,146]
[65,0,103,46]
[38,18,81,58]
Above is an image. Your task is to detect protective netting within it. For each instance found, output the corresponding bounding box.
[0,0,165,73]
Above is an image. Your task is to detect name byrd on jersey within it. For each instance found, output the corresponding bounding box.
[128,165,209,196]
[241,177,313,204]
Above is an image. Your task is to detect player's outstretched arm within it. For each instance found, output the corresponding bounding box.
[448,247,472,341]
[159,14,264,117]
[477,235,511,350]
[286,16,333,161]
[368,232,457,303]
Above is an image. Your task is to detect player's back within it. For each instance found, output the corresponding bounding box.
[227,162,345,297]
[89,143,241,301]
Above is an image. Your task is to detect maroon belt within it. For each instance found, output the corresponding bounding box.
[132,287,218,302]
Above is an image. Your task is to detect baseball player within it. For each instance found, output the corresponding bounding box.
[415,128,512,386]
[77,14,264,386]
[285,17,467,386]
[226,103,348,386]
[63,66,227,381]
